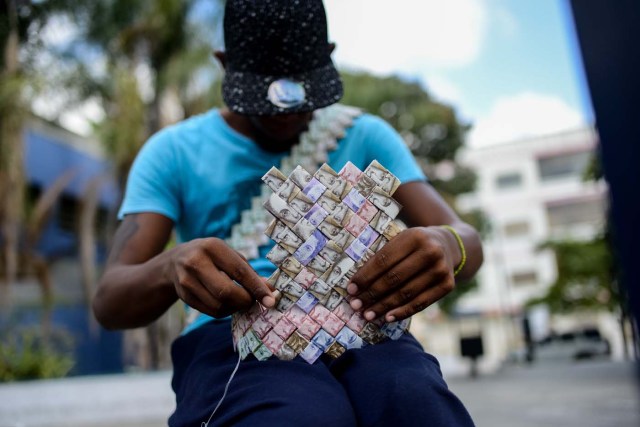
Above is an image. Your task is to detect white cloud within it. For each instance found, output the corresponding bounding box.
[324,0,488,74]
[493,7,519,37]
[467,92,586,147]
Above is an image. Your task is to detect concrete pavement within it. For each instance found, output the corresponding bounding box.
[0,371,174,427]
[448,360,640,427]
[0,359,637,426]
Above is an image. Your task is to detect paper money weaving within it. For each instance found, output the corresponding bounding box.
[231,160,412,364]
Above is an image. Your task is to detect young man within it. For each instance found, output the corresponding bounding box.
[93,1,482,425]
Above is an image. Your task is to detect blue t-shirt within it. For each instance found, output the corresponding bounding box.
[119,108,425,331]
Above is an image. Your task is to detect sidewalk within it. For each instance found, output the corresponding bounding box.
[0,371,175,427]
[448,360,640,427]
[0,360,638,426]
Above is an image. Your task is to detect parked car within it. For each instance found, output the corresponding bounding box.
[537,327,611,361]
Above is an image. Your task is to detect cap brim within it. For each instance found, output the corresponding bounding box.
[222,62,343,116]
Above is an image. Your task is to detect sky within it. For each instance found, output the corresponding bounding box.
[41,0,594,150]
[323,0,594,147]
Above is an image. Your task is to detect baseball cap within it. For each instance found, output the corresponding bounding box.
[221,0,343,116]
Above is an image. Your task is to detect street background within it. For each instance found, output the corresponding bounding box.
[1,359,638,427]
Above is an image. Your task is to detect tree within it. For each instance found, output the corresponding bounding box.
[531,235,617,312]
[50,0,226,369]
[340,71,485,314]
[0,0,76,299]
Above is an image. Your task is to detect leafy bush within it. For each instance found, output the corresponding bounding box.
[0,327,74,381]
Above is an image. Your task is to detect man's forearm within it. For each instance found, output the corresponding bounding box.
[93,251,178,330]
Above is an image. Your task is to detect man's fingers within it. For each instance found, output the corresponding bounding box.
[205,240,276,307]
[175,276,224,317]
[349,232,413,290]
[262,276,276,292]
[383,276,455,322]
[376,272,455,322]
[361,255,454,321]
[196,268,254,311]
[357,269,435,321]
[350,252,430,310]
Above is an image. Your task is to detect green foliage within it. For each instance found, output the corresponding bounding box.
[528,234,618,313]
[340,70,482,314]
[341,71,480,314]
[1,0,78,71]
[340,71,468,163]
[582,151,604,182]
[428,164,477,197]
[527,150,620,314]
[53,0,223,179]
[460,209,492,239]
[0,74,27,167]
[95,65,147,184]
[0,327,75,381]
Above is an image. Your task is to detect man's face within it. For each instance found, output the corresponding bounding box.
[248,111,313,152]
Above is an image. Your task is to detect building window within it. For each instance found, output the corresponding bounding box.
[511,271,538,286]
[537,151,591,181]
[495,172,523,189]
[504,221,530,237]
[546,198,605,229]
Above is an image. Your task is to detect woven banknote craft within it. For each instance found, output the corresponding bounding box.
[231,160,411,364]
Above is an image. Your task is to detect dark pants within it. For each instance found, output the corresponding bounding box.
[169,320,475,427]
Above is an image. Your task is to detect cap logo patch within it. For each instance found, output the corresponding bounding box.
[268,79,306,108]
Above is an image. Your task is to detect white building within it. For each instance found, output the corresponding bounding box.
[412,127,623,374]
[457,127,606,316]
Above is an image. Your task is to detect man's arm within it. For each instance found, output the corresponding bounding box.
[93,213,275,330]
[347,181,483,322]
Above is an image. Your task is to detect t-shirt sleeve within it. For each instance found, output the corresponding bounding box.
[118,130,181,221]
[359,115,427,184]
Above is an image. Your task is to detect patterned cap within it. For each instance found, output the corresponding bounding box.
[222,0,343,115]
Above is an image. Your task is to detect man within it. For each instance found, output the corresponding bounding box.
[93,0,482,425]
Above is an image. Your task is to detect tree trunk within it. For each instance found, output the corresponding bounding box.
[0,0,24,306]
[78,176,103,335]
[78,176,102,305]
[25,169,77,307]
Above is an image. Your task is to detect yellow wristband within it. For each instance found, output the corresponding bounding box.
[440,225,467,277]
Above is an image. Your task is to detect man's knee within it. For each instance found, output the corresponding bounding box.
[330,339,475,427]
[218,360,357,426]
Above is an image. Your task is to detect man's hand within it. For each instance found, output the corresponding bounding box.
[347,227,460,322]
[165,238,276,318]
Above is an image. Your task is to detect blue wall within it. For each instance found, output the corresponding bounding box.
[24,128,119,207]
[23,126,120,259]
[9,124,126,375]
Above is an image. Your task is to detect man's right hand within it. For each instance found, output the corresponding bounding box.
[165,238,276,318]
[94,213,275,330]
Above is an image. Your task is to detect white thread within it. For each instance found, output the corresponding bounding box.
[201,352,242,427]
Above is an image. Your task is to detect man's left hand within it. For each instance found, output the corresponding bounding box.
[347,226,459,322]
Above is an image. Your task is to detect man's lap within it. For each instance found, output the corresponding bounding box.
[169,320,474,427]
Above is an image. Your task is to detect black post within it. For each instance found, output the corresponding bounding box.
[569,0,640,372]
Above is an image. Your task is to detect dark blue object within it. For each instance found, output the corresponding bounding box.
[168,320,475,426]
[24,128,119,207]
[22,125,119,258]
[569,0,640,362]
